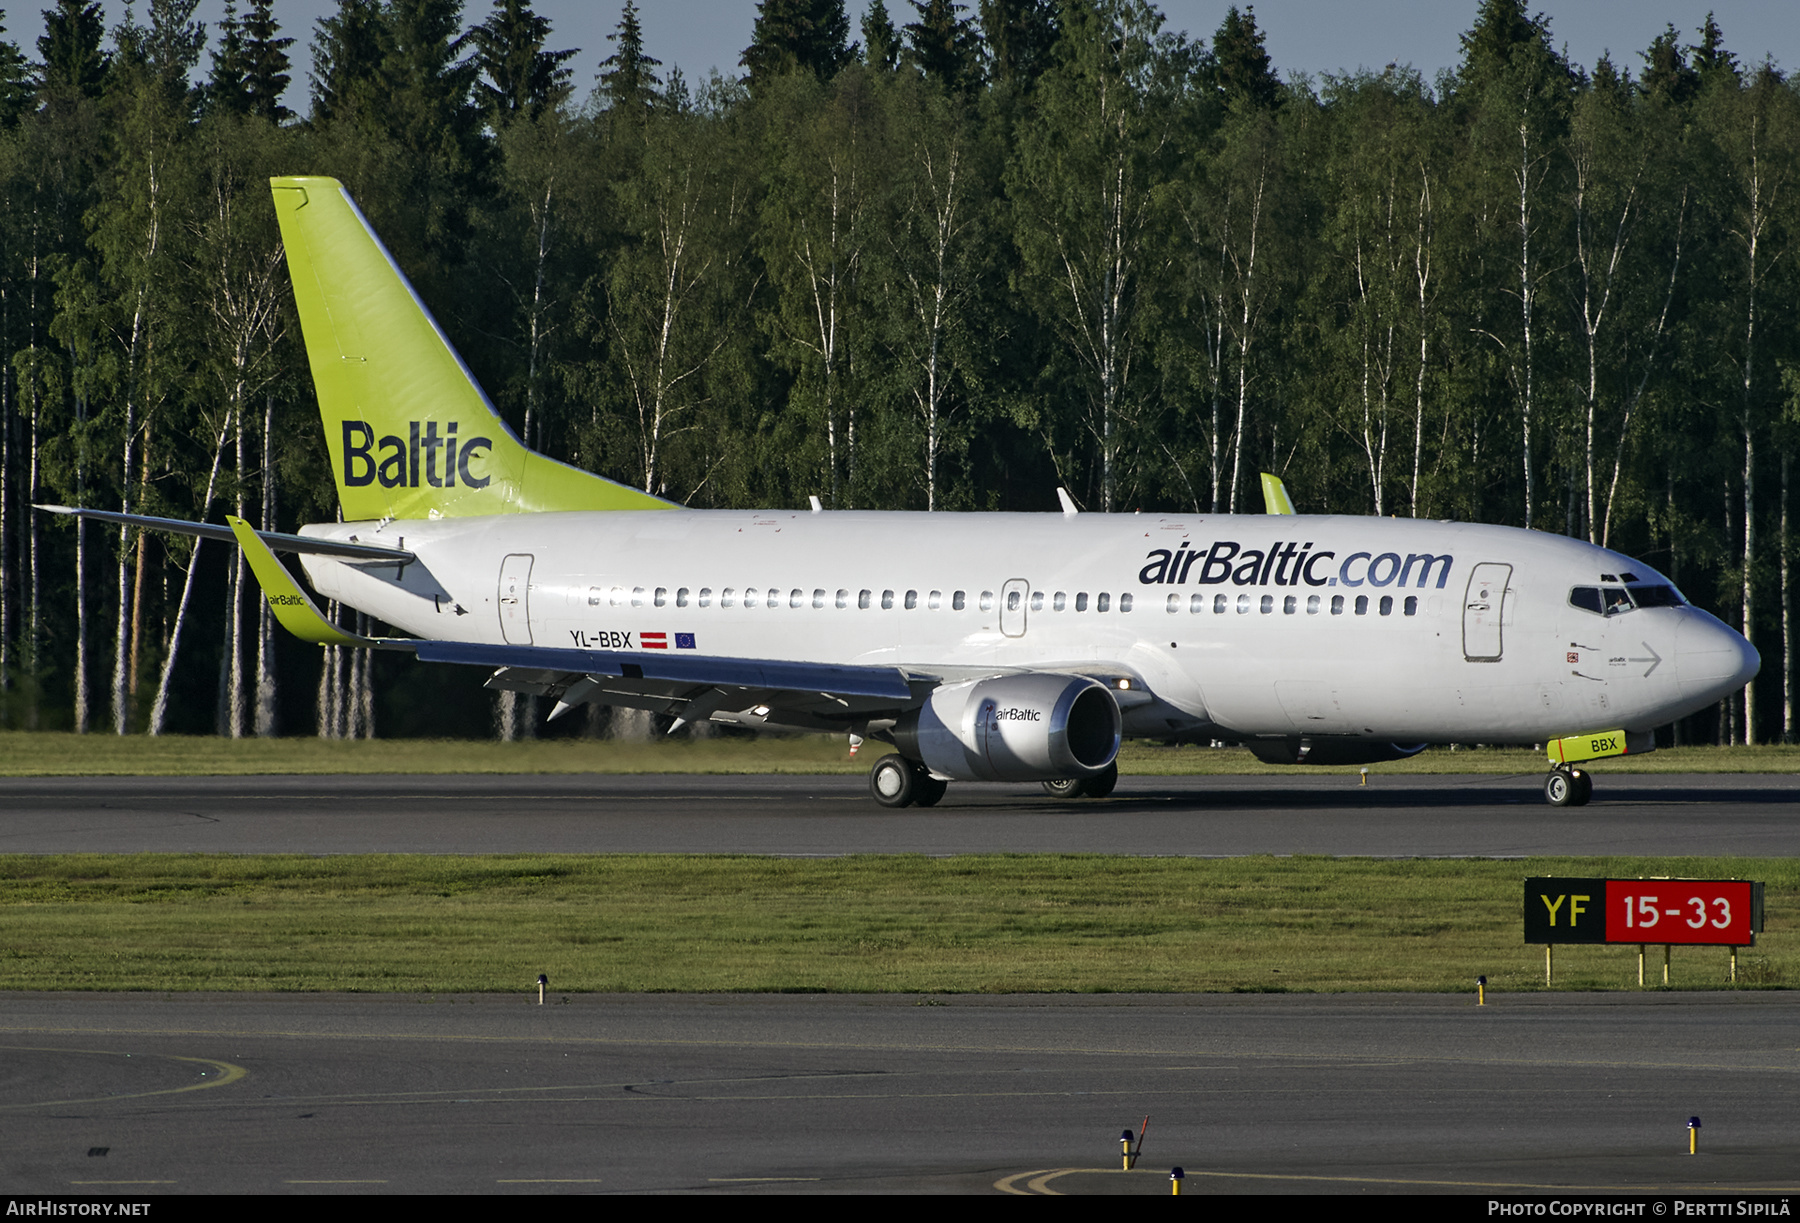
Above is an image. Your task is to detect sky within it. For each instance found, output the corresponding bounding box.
[47,2,1800,108]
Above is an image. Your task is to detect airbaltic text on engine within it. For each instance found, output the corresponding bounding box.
[1138,541,1454,589]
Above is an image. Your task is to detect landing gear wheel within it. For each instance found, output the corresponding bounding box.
[1570,768,1592,806]
[1079,761,1119,799]
[870,753,916,808]
[911,762,948,808]
[1041,777,1085,798]
[1545,769,1576,807]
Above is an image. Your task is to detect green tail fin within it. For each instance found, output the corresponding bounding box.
[270,176,673,519]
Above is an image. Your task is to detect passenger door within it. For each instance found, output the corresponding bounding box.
[499,553,534,645]
[1000,578,1030,638]
[1462,563,1511,661]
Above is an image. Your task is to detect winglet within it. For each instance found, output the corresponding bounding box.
[1260,473,1296,515]
[227,515,407,650]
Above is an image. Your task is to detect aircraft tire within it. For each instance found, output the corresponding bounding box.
[870,754,916,808]
[1079,762,1119,799]
[911,764,948,808]
[1570,769,1592,806]
[1544,770,1575,807]
[1041,777,1085,798]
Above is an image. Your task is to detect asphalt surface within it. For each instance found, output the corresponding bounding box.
[0,771,1794,856]
[2,991,1796,1195]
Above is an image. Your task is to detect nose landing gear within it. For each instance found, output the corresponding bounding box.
[1544,766,1592,807]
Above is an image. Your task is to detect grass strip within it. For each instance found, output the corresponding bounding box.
[1,732,1796,776]
[2,853,1791,994]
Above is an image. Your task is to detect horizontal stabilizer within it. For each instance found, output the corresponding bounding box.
[35,504,414,564]
[227,515,415,650]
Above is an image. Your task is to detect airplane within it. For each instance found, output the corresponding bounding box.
[41,177,1760,808]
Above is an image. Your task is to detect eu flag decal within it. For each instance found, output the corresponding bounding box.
[675,632,696,650]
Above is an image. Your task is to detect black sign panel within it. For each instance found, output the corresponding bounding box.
[1523,877,1608,944]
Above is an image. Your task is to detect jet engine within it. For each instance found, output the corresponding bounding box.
[893,674,1121,782]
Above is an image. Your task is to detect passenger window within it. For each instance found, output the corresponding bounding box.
[721,588,736,607]
[980,591,994,611]
[835,589,849,609]
[1283,595,1296,615]
[1259,594,1274,614]
[610,586,624,607]
[676,587,690,608]
[859,589,872,609]
[953,591,966,610]
[931,590,944,610]
[1167,593,1181,613]
[1404,596,1417,616]
[1330,594,1344,615]
[1379,595,1393,616]
[769,588,782,608]
[698,587,712,608]
[1054,592,1067,611]
[1307,595,1319,615]
[742,588,758,608]
[1097,593,1110,612]
[632,587,645,607]
[882,590,895,610]
[1007,590,1021,611]
[1189,593,1204,613]
[1214,593,1228,614]
[1237,594,1250,614]
[905,590,918,609]
[1355,595,1369,615]
[654,587,667,608]
[1029,591,1043,612]
[587,587,602,607]
[1119,593,1132,612]
[789,589,803,608]
[812,589,826,608]
[1075,592,1088,612]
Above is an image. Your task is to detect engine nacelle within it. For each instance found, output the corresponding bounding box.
[893,674,1121,782]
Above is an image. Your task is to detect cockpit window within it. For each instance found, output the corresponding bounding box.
[1569,584,1686,616]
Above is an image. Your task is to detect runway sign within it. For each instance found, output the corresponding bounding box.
[1524,877,1763,946]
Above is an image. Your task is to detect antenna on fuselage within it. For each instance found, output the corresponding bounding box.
[1056,488,1079,517]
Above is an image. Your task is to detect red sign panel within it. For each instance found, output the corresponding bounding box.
[1604,880,1756,945]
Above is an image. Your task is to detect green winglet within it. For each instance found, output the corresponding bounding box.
[270,176,676,519]
[1260,472,1297,515]
[227,515,390,649]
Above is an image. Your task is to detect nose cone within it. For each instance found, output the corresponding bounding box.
[1674,612,1760,705]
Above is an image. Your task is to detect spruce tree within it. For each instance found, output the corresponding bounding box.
[0,11,35,125]
[862,0,899,73]
[241,0,293,123]
[471,0,576,126]
[741,0,852,91]
[1640,23,1697,108]
[1211,5,1279,111]
[38,0,108,103]
[310,0,384,123]
[596,1,659,115]
[904,0,980,93]
[978,0,1055,92]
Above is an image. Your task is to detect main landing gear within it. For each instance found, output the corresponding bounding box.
[1041,761,1119,799]
[1544,765,1593,807]
[869,754,947,809]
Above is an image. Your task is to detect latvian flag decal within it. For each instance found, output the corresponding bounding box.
[641,632,668,649]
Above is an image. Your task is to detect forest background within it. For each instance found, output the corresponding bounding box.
[0,0,1796,746]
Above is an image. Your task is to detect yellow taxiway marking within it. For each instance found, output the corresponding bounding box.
[994,1168,1800,1195]
[0,1047,246,1109]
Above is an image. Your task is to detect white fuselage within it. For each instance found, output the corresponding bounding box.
[299,510,1757,744]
